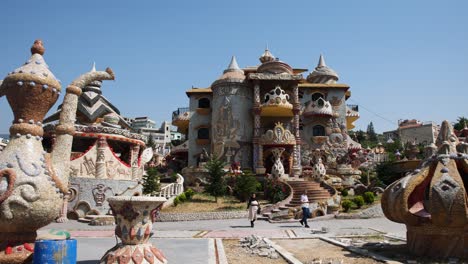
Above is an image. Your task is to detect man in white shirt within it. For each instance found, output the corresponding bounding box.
[300,190,310,228]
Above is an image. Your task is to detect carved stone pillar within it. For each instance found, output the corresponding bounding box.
[131,144,141,180]
[96,137,107,179]
[292,84,302,177]
[254,82,260,105]
[258,144,264,168]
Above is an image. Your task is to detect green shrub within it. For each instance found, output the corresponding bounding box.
[353,196,365,208]
[341,189,348,197]
[342,200,353,212]
[264,178,288,203]
[173,196,180,207]
[185,188,195,200]
[363,192,375,204]
[178,192,187,202]
[234,170,261,202]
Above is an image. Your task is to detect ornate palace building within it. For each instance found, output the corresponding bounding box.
[172,49,360,178]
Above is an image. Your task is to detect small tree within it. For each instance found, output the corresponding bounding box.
[366,122,378,142]
[454,116,468,131]
[234,170,261,202]
[142,167,160,195]
[147,134,156,149]
[205,156,227,203]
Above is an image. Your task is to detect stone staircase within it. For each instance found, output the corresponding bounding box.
[285,180,331,207]
[261,179,334,220]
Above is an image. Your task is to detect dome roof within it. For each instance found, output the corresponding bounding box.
[307,54,339,84]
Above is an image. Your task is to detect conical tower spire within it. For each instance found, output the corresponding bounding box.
[307,53,339,84]
[224,56,241,73]
[318,54,326,67]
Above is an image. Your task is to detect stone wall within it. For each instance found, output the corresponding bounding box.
[68,177,142,218]
[156,211,248,222]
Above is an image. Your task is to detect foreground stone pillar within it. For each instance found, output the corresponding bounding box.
[100,196,167,264]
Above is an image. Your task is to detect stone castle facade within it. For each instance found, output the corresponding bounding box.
[172,49,360,177]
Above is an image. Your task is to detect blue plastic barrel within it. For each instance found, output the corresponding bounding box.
[33,239,77,264]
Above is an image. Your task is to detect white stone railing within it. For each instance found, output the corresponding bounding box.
[158,174,184,198]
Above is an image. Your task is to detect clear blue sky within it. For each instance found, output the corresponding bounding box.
[1,0,467,134]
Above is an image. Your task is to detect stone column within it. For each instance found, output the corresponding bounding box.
[253,82,265,174]
[96,137,107,179]
[292,84,302,178]
[131,144,141,180]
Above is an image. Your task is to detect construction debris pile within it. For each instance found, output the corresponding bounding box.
[239,235,280,259]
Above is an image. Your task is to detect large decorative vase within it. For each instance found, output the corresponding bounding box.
[381,121,468,258]
[0,40,114,263]
[271,147,285,178]
[100,196,168,264]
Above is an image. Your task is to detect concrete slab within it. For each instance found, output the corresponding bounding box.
[76,238,213,264]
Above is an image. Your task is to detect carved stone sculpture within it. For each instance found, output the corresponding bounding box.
[312,158,326,181]
[0,40,114,263]
[271,147,285,178]
[381,121,468,258]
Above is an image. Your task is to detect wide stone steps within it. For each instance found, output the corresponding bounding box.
[285,180,332,207]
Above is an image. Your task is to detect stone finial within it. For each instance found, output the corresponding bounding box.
[31,39,45,55]
[259,48,275,63]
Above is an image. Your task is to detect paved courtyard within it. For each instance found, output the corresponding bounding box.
[40,216,406,263]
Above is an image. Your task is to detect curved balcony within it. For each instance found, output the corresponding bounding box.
[172,107,192,132]
[260,85,293,117]
[303,98,333,118]
[346,104,360,130]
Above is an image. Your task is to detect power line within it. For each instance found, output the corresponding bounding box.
[348,98,397,126]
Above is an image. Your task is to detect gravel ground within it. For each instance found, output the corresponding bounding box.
[223,239,288,264]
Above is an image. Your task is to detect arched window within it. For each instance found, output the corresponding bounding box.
[198,98,210,108]
[197,128,210,139]
[313,125,325,136]
[311,93,324,101]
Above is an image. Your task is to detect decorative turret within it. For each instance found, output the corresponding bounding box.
[212,56,245,84]
[210,56,252,167]
[307,54,339,84]
[381,120,468,258]
[257,48,293,75]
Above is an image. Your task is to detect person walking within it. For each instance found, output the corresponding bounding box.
[247,193,259,228]
[300,190,310,228]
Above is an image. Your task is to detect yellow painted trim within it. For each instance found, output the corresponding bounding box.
[260,105,294,117]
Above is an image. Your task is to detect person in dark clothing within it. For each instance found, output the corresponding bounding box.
[247,193,259,227]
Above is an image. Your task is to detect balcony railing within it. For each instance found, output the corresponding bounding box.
[172,107,190,120]
[347,104,359,112]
